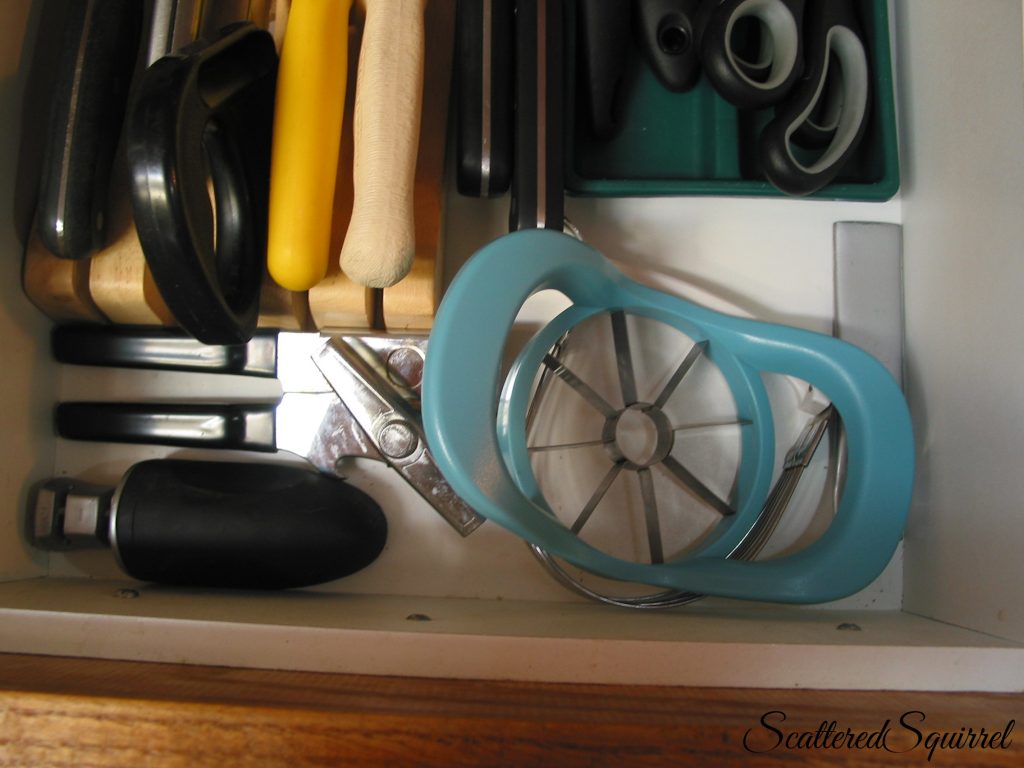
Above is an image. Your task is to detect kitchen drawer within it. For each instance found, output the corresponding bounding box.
[1,0,1023,696]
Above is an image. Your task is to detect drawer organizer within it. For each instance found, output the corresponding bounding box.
[1,0,1022,694]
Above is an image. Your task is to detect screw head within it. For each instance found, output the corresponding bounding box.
[379,421,419,459]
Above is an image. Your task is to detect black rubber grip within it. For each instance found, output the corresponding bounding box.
[699,0,806,110]
[113,460,387,589]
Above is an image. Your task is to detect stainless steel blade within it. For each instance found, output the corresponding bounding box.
[273,392,382,475]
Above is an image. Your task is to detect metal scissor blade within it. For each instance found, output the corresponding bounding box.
[313,337,484,537]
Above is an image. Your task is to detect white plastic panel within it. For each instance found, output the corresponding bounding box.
[896,0,1024,642]
[1,578,1022,691]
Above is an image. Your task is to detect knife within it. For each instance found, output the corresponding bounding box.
[266,0,353,292]
[36,0,144,260]
[339,0,428,289]
[51,326,484,535]
[52,326,370,466]
[454,0,515,196]
[510,0,565,232]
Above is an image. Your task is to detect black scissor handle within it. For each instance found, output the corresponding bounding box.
[127,23,277,345]
[758,0,870,195]
[699,0,806,110]
[632,0,703,94]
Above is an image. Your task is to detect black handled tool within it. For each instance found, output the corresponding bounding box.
[509,0,565,232]
[455,0,515,196]
[36,0,144,260]
[30,460,387,590]
[699,0,870,195]
[633,0,703,94]
[575,0,631,140]
[51,325,484,537]
[127,22,277,344]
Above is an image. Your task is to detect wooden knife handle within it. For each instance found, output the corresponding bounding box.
[340,0,427,289]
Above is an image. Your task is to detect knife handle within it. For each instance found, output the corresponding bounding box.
[577,0,630,139]
[51,324,278,377]
[510,0,565,232]
[266,0,353,291]
[112,459,387,589]
[56,402,278,452]
[340,0,428,288]
[454,0,515,196]
[36,0,144,260]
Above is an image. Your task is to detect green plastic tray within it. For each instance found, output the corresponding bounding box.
[565,0,900,200]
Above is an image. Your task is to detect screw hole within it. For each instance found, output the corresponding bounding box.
[658,22,691,55]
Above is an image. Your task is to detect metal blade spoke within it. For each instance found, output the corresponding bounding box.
[542,354,617,418]
[653,341,707,409]
[571,462,624,534]
[670,418,752,433]
[610,310,638,406]
[529,437,609,453]
[637,468,664,563]
[661,455,735,517]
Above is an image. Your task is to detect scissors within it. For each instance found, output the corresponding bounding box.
[696,0,871,195]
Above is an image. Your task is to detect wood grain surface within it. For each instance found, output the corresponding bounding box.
[1,653,1021,767]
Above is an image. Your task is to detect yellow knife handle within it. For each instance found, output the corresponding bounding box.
[340,0,427,289]
[267,0,352,291]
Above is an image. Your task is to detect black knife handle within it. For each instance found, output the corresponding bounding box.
[510,0,565,232]
[56,402,278,452]
[113,460,387,589]
[576,0,631,140]
[51,324,278,377]
[127,23,277,345]
[36,0,144,260]
[455,0,515,197]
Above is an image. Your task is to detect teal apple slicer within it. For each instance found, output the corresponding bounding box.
[422,229,914,605]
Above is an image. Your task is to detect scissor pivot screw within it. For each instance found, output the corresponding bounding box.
[378,421,419,459]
